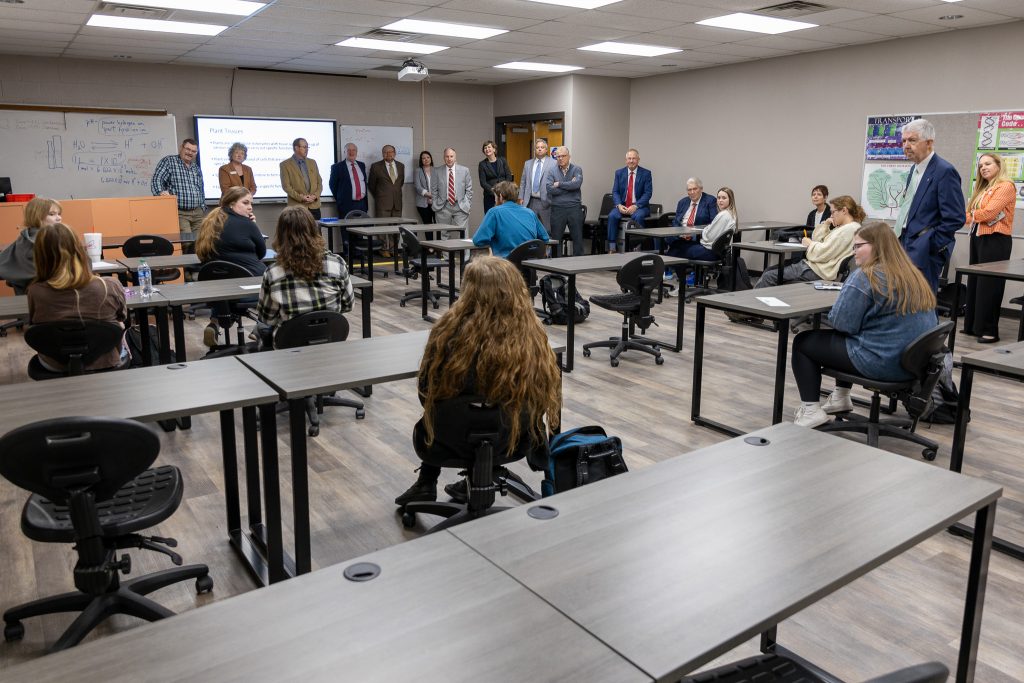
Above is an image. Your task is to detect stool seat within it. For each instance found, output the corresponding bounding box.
[822,369,913,396]
[590,292,641,312]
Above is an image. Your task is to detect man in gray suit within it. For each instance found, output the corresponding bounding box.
[518,138,555,231]
[432,147,473,239]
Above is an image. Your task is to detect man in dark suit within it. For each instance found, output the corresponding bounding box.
[606,148,653,253]
[329,142,369,218]
[672,177,718,228]
[367,144,405,218]
[895,118,965,291]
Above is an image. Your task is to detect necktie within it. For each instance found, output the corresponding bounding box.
[894,167,921,238]
[686,201,697,227]
[351,162,362,200]
[388,162,397,182]
[626,171,634,207]
[448,168,456,205]
[532,160,542,194]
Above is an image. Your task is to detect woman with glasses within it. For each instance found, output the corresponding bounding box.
[218,142,257,198]
[790,222,937,428]
[963,153,1016,343]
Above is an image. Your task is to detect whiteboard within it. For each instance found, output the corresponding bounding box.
[340,125,414,182]
[194,116,337,201]
[0,109,177,199]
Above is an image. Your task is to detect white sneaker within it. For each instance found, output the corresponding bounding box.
[793,404,830,428]
[821,391,854,414]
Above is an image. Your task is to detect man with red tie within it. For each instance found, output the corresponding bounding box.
[328,142,369,250]
[606,148,653,253]
[431,147,473,239]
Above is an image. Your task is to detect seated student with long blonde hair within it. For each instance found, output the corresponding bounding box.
[0,197,63,292]
[791,222,937,428]
[395,256,562,506]
[27,223,129,371]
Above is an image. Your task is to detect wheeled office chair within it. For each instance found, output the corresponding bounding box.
[400,396,538,532]
[680,653,949,683]
[817,321,953,461]
[198,260,259,352]
[0,417,212,652]
[398,226,445,309]
[122,234,180,286]
[25,320,129,380]
[676,228,735,302]
[0,283,27,337]
[583,254,665,367]
[586,193,614,254]
[272,311,365,436]
[507,239,549,323]
[620,203,662,252]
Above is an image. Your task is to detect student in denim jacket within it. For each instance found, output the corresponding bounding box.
[791,222,938,428]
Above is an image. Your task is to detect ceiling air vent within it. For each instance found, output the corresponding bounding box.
[98,3,172,20]
[755,1,829,17]
[360,29,421,42]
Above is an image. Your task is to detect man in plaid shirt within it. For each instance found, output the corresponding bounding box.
[151,138,206,235]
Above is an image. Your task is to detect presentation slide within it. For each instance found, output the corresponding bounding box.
[194,116,337,201]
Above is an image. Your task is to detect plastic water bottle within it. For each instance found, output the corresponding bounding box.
[138,259,153,298]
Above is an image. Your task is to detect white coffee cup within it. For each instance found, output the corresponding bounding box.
[83,233,102,262]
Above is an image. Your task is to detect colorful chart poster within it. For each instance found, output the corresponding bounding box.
[974,112,1024,208]
[865,115,918,161]
[862,162,911,220]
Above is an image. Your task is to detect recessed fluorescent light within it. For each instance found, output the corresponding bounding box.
[495,61,582,73]
[522,0,619,8]
[87,14,226,36]
[102,0,265,16]
[696,13,816,35]
[336,37,447,55]
[382,19,507,40]
[940,0,963,3]
[578,42,681,57]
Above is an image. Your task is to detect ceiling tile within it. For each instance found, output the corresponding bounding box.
[832,15,948,37]
[888,5,1017,29]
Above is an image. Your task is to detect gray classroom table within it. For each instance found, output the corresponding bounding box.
[691,282,839,436]
[949,258,1024,354]
[348,223,465,284]
[418,238,483,321]
[950,340,1024,561]
[452,422,1002,683]
[118,254,201,271]
[623,225,702,253]
[2,532,649,683]
[0,358,283,587]
[731,239,808,287]
[318,216,416,253]
[235,330,564,579]
[521,252,688,372]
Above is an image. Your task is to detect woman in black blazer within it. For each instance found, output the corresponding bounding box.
[478,140,513,213]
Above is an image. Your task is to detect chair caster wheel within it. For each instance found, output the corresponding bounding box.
[655,356,664,365]
[922,448,937,461]
[610,358,619,367]
[400,301,406,308]
[356,409,366,419]
[582,348,591,357]
[401,511,416,528]
[195,575,214,594]
[308,425,320,437]
[4,622,25,642]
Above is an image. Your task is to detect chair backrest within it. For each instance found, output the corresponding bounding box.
[617,254,665,301]
[658,212,675,227]
[506,239,547,267]
[123,234,174,258]
[399,226,423,259]
[836,254,856,281]
[899,321,953,417]
[597,193,614,220]
[862,661,949,683]
[198,260,254,281]
[710,228,735,258]
[0,416,160,504]
[648,203,662,216]
[25,320,125,375]
[273,311,349,349]
[344,210,368,219]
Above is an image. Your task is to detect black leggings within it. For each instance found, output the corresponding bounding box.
[791,330,857,402]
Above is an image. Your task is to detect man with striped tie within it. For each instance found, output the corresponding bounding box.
[431,147,473,239]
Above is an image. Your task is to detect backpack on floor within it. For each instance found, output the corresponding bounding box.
[126,324,170,368]
[540,274,590,325]
[918,352,963,425]
[541,426,626,497]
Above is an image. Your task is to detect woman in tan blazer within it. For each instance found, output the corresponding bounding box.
[218,142,257,198]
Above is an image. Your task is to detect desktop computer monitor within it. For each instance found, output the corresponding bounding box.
[0,178,11,201]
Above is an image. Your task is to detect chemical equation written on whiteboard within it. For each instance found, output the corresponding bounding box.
[69,117,167,187]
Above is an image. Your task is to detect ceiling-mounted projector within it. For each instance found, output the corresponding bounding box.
[398,59,429,82]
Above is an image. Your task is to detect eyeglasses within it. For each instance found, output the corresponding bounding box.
[852,241,869,252]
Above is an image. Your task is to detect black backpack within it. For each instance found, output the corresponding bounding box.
[126,324,171,368]
[541,426,626,497]
[540,274,590,325]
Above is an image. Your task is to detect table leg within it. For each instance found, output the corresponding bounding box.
[776,253,784,286]
[155,308,171,365]
[772,318,790,424]
[346,233,354,274]
[172,305,187,363]
[731,245,739,291]
[949,366,973,474]
[691,302,705,422]
[220,410,241,535]
[259,402,288,583]
[366,234,375,285]
[289,398,311,576]
[949,271,963,355]
[447,253,457,308]
[675,276,684,351]
[136,307,152,367]
[243,406,263,534]
[956,501,996,683]
[356,288,373,398]
[564,274,577,372]
[421,248,430,321]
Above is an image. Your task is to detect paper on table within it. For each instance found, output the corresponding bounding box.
[92,261,117,267]
[239,284,261,290]
[755,296,790,307]
[459,238,474,243]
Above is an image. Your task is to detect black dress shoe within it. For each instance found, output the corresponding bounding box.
[394,480,437,506]
[977,335,1000,344]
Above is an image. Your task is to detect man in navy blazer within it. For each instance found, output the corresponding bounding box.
[606,149,653,252]
[894,119,965,291]
[329,142,369,219]
[672,177,718,228]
